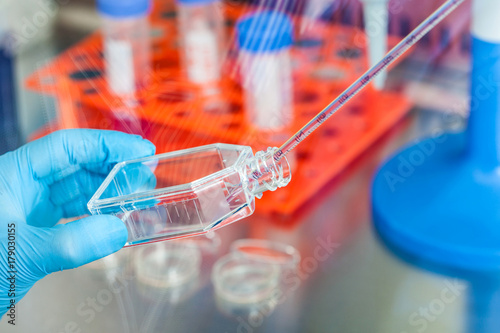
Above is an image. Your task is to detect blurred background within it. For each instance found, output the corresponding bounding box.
[0,0,478,332]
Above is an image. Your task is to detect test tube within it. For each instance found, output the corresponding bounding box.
[360,0,389,90]
[237,11,294,130]
[97,0,151,96]
[177,0,224,85]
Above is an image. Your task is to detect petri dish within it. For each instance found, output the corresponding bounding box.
[230,238,301,273]
[212,253,280,308]
[133,240,201,301]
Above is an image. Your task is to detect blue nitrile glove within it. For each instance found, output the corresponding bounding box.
[0,129,156,318]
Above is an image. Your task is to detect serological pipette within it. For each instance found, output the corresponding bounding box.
[273,0,466,163]
[89,0,465,247]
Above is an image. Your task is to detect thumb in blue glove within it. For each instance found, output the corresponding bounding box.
[0,129,156,318]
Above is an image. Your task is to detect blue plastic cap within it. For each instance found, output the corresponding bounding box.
[97,0,150,18]
[237,11,293,53]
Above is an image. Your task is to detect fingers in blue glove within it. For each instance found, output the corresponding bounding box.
[40,215,128,274]
[0,129,154,316]
[19,129,156,227]
[101,163,157,200]
[46,162,158,218]
[26,129,155,184]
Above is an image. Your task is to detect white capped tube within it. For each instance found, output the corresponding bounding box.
[237,11,294,130]
[98,0,151,96]
[472,0,500,43]
[361,0,389,90]
[177,0,224,84]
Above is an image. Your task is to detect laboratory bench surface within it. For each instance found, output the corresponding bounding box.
[0,110,473,333]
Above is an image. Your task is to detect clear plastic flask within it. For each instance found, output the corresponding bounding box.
[88,144,291,246]
[237,11,294,130]
[98,0,151,96]
[177,0,224,84]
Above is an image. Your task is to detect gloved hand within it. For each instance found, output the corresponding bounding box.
[0,129,156,318]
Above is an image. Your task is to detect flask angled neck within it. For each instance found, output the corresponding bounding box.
[243,147,291,198]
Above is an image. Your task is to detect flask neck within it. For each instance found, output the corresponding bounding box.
[243,147,291,198]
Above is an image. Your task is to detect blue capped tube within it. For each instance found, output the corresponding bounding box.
[237,11,294,131]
